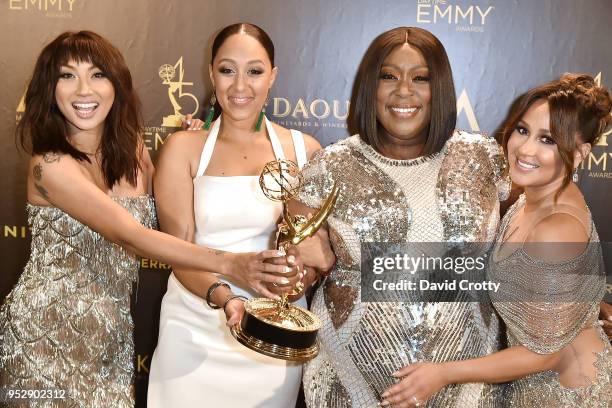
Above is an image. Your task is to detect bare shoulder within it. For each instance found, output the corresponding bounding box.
[525,212,589,261]
[301,132,322,158]
[528,212,588,243]
[28,152,83,205]
[155,129,210,179]
[30,152,79,176]
[161,129,208,156]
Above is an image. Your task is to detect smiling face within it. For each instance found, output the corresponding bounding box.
[209,33,277,124]
[507,99,566,189]
[376,43,431,147]
[54,59,115,137]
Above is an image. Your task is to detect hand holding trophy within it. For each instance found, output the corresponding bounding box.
[230,159,338,362]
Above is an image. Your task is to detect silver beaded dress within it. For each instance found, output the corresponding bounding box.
[488,195,612,408]
[299,132,510,408]
[0,196,156,407]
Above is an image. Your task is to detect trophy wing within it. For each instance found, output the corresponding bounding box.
[288,183,339,245]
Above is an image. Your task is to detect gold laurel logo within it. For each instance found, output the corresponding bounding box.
[159,57,199,128]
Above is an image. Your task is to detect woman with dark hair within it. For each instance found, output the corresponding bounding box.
[0,30,296,407]
[381,74,612,408]
[147,23,321,407]
[295,26,509,407]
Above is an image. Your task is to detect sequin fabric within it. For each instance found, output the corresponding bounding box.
[299,133,509,408]
[0,196,156,408]
[489,195,612,408]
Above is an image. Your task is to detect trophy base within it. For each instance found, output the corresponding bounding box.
[229,298,321,362]
[230,323,319,362]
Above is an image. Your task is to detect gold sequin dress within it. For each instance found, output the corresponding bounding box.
[299,132,509,408]
[489,195,612,407]
[0,196,156,407]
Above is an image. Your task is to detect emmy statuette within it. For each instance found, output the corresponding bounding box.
[230,159,338,362]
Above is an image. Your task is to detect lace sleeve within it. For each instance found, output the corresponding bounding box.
[491,242,605,354]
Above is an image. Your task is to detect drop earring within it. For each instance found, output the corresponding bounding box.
[254,98,268,132]
[572,168,579,183]
[203,92,216,130]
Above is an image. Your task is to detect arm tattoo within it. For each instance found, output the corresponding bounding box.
[33,164,42,181]
[33,153,59,200]
[34,183,50,200]
[43,152,60,163]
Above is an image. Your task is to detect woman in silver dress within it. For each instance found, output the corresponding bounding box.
[381,74,612,407]
[0,31,297,407]
[295,26,509,407]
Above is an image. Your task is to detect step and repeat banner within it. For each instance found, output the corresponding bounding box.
[1,0,611,405]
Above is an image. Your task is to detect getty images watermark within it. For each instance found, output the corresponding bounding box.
[360,242,610,303]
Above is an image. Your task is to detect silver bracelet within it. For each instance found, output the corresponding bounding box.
[222,295,247,314]
[205,281,230,309]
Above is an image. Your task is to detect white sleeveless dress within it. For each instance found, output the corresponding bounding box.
[148,117,307,408]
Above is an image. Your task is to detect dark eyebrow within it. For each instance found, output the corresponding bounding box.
[517,119,551,134]
[60,63,99,71]
[217,58,265,65]
[380,63,428,71]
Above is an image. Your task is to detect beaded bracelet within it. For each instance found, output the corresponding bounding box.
[205,281,230,309]
[222,295,247,314]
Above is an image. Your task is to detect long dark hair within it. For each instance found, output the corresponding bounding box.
[498,73,611,193]
[348,26,456,155]
[17,30,143,188]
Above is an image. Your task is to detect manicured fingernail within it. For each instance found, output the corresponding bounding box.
[391,371,400,377]
[380,401,389,406]
[287,255,295,263]
[599,320,605,326]
[280,278,290,284]
[608,316,612,322]
[186,120,192,125]
[284,266,292,273]
[381,391,389,398]
[298,273,304,280]
[276,249,285,256]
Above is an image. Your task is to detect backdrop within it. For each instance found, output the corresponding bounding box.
[1,0,611,406]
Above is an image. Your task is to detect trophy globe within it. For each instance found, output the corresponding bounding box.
[158,64,175,83]
[259,159,302,201]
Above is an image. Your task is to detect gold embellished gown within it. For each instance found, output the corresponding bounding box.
[299,132,509,407]
[0,196,156,407]
[488,195,612,407]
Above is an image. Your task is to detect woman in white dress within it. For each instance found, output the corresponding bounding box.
[147,23,321,407]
